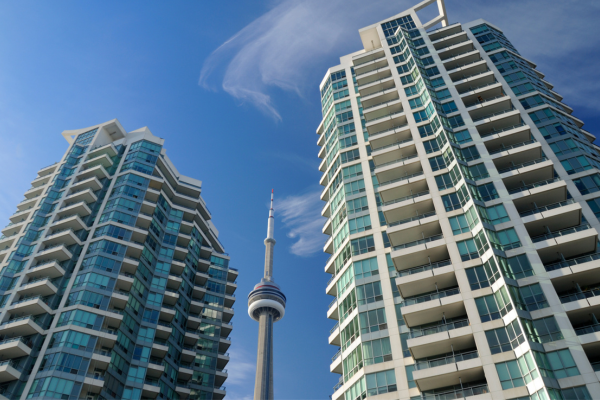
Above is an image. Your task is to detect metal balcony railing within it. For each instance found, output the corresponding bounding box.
[388,211,436,228]
[519,199,575,218]
[545,251,600,272]
[530,223,591,243]
[507,177,561,195]
[497,157,548,174]
[488,138,536,155]
[392,234,443,251]
[414,350,478,370]
[403,287,460,307]
[408,319,469,339]
[398,259,452,277]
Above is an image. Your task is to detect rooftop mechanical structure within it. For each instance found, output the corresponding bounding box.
[248,190,286,400]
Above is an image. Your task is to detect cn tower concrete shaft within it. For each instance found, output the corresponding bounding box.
[254,310,275,400]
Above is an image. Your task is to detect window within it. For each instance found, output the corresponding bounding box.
[469,182,499,202]
[366,369,397,396]
[341,317,360,351]
[461,163,489,181]
[341,148,360,163]
[550,138,578,156]
[528,108,555,125]
[359,308,387,334]
[343,345,363,382]
[448,206,479,235]
[498,254,534,280]
[423,131,447,154]
[574,174,600,195]
[456,145,480,162]
[509,284,549,311]
[418,116,441,138]
[342,163,362,179]
[457,230,489,261]
[555,386,593,400]
[487,228,521,251]
[347,197,368,214]
[435,165,461,190]
[586,198,600,219]
[345,180,365,196]
[475,286,513,322]
[440,101,458,114]
[356,282,383,305]
[485,319,525,354]
[405,365,416,388]
[443,114,465,129]
[337,265,354,296]
[413,102,435,123]
[477,204,510,225]
[465,258,501,290]
[522,316,563,344]
[351,235,375,256]
[27,377,76,399]
[561,155,596,175]
[353,257,379,280]
[495,352,539,389]
[534,349,579,379]
[441,184,470,211]
[448,129,472,145]
[349,215,371,234]
[362,337,392,365]
[539,122,568,139]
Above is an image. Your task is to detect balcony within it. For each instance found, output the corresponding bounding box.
[364,99,402,122]
[16,196,38,212]
[352,47,385,67]
[466,95,513,124]
[511,178,567,214]
[31,175,51,188]
[64,188,97,205]
[0,316,45,336]
[368,123,412,151]
[428,23,462,42]
[1,221,25,238]
[417,382,490,400]
[78,164,109,181]
[545,251,600,273]
[0,337,32,359]
[443,49,481,71]
[9,208,32,224]
[355,66,391,87]
[437,39,474,60]
[447,59,486,81]
[56,201,92,219]
[354,55,388,76]
[396,259,455,299]
[330,349,342,374]
[432,30,467,50]
[365,111,407,138]
[453,70,495,95]
[406,317,473,359]
[0,361,21,383]
[377,171,426,204]
[413,350,483,391]
[18,276,58,297]
[359,78,396,101]
[491,139,542,169]
[474,109,522,138]
[533,224,598,264]
[82,153,114,170]
[374,152,420,184]
[9,295,52,316]
[402,287,464,327]
[36,244,73,263]
[37,161,59,176]
[499,158,555,193]
[42,228,82,247]
[387,212,441,250]
[51,214,87,232]
[485,134,535,156]
[23,185,44,200]
[70,176,102,192]
[381,190,431,226]
[390,234,447,271]
[87,142,117,159]
[521,199,582,238]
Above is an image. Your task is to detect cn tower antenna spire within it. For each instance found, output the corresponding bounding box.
[248,190,286,400]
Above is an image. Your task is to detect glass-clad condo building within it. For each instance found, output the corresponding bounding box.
[319,1,600,399]
[0,120,236,400]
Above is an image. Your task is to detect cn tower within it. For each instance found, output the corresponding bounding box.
[248,190,286,400]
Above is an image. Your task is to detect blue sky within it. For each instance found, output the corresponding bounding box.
[0,0,599,398]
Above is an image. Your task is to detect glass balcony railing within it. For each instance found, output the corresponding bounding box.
[488,139,536,155]
[420,383,489,400]
[479,122,526,138]
[545,252,600,272]
[374,153,418,169]
[574,323,600,336]
[369,122,409,138]
[559,285,600,304]
[414,350,478,370]
[388,211,436,228]
[408,319,469,339]
[398,259,451,277]
[379,171,424,188]
[507,177,561,195]
[497,157,548,174]
[472,107,516,123]
[519,199,575,218]
[403,287,460,307]
[393,234,443,251]
[382,190,430,207]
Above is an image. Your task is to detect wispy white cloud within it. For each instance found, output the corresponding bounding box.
[199,0,416,121]
[277,189,325,256]
[200,0,600,118]
[225,347,256,400]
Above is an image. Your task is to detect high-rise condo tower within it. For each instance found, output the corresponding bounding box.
[248,191,286,400]
[319,0,600,399]
[0,119,236,400]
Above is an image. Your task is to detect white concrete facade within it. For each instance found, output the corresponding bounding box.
[0,119,236,400]
[319,2,600,400]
